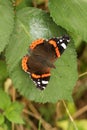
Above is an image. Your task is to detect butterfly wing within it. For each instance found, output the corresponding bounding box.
[22,36,70,90]
[22,55,51,90]
[31,74,50,90]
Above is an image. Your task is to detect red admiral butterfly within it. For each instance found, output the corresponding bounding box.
[22,35,70,90]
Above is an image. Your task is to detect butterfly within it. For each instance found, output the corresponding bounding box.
[22,35,70,90]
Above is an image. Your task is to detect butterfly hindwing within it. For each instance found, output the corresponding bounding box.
[31,74,50,90]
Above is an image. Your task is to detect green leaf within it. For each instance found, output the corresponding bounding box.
[0,124,9,130]
[6,7,78,103]
[0,0,14,52]
[5,102,24,124]
[0,90,11,110]
[76,120,87,130]
[0,60,8,82]
[6,7,66,73]
[0,127,4,130]
[16,0,33,10]
[49,0,87,43]
[0,114,5,125]
[58,120,87,130]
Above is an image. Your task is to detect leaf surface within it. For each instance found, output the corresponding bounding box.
[49,0,87,42]
[0,90,11,110]
[0,0,14,52]
[5,102,24,124]
[6,7,78,103]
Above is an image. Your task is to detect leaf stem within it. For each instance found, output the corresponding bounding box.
[38,120,42,130]
[62,100,78,130]
[79,71,87,78]
[72,105,87,119]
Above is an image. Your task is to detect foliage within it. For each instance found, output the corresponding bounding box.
[0,90,24,128]
[0,0,87,129]
[58,119,87,130]
[0,0,14,52]
[0,60,8,87]
[6,7,77,103]
[0,0,78,103]
[0,90,24,124]
[49,0,87,46]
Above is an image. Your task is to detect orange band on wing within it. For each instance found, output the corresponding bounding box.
[41,73,51,78]
[30,39,44,50]
[31,73,51,79]
[49,40,57,47]
[22,55,29,72]
[49,40,60,57]
[31,73,41,78]
[55,48,60,58]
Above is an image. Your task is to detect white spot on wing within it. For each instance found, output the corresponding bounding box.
[59,39,63,42]
[42,86,46,89]
[38,79,40,81]
[42,80,48,84]
[67,39,70,42]
[37,81,40,85]
[61,43,66,49]
[57,41,59,44]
